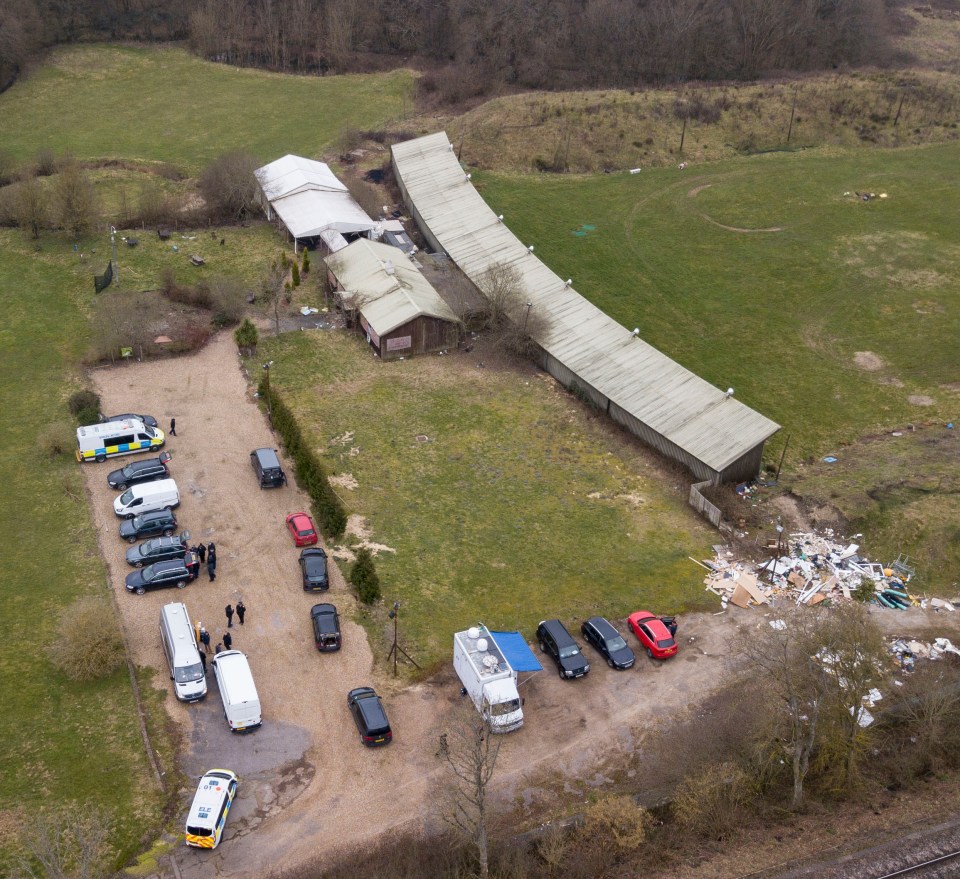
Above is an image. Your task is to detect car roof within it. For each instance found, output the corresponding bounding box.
[587,617,619,638]
[301,547,326,558]
[139,508,175,521]
[311,603,337,616]
[288,512,313,524]
[539,619,576,645]
[631,612,670,635]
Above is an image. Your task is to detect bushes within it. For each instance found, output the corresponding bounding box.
[350,547,381,604]
[258,376,347,539]
[39,421,77,458]
[68,389,101,425]
[49,596,125,682]
[234,318,259,355]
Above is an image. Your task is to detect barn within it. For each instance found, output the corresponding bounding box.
[391,132,780,484]
[325,238,459,360]
[255,154,376,251]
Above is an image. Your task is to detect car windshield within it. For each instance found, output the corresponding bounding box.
[657,638,676,649]
[299,528,314,536]
[142,564,160,581]
[119,489,135,504]
[175,662,204,684]
[121,463,137,477]
[490,699,521,716]
[186,825,212,837]
[559,645,580,659]
[136,543,155,557]
[605,636,627,652]
[143,425,157,438]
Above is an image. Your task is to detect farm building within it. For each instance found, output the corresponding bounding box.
[255,154,376,251]
[326,238,459,360]
[391,132,780,484]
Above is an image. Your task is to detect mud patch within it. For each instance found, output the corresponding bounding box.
[343,514,396,555]
[688,183,713,198]
[854,351,885,371]
[908,394,935,406]
[329,473,359,491]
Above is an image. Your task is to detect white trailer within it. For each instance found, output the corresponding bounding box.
[453,626,523,733]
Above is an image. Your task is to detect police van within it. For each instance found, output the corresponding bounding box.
[185,768,238,849]
[76,418,165,463]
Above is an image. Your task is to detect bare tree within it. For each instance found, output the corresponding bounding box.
[13,175,47,238]
[260,258,288,336]
[436,702,503,879]
[474,260,546,355]
[198,151,261,221]
[13,808,114,879]
[54,160,98,239]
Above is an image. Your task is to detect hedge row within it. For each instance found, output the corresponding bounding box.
[258,376,347,539]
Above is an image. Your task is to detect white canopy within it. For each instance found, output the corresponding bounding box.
[255,154,376,239]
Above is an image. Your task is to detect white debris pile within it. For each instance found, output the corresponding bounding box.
[889,636,960,672]
[696,530,925,611]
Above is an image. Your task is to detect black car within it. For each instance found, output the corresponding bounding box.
[124,553,199,594]
[311,603,342,651]
[299,547,329,591]
[581,617,636,669]
[119,508,178,543]
[125,533,190,567]
[250,448,287,488]
[347,687,392,746]
[102,412,159,429]
[107,452,171,490]
[537,619,591,679]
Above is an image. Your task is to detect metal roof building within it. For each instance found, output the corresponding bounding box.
[326,239,459,360]
[255,155,376,244]
[391,132,779,483]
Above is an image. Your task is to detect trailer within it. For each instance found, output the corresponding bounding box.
[453,626,524,733]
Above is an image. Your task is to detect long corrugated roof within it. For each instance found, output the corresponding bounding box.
[392,132,779,473]
[326,238,457,337]
[255,154,376,238]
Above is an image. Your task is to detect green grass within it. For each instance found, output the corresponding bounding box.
[0,44,414,171]
[476,141,960,466]
[254,331,716,669]
[0,230,169,867]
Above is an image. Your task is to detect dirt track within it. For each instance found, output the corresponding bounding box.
[84,330,960,877]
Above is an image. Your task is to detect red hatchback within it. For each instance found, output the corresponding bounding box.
[627,611,678,660]
[285,512,318,547]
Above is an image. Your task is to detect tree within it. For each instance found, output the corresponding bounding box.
[436,701,503,879]
[198,151,261,221]
[474,260,545,356]
[54,160,97,239]
[260,259,287,336]
[49,596,124,682]
[234,317,259,355]
[13,175,46,238]
[13,807,114,879]
[350,547,380,604]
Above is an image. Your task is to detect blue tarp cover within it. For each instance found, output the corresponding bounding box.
[491,631,543,673]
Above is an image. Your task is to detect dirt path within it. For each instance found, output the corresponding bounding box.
[84,331,960,877]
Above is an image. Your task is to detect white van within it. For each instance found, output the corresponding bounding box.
[114,478,180,518]
[76,418,165,463]
[212,650,262,732]
[159,602,207,702]
[185,768,238,849]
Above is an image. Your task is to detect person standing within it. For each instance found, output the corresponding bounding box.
[214,642,222,655]
[223,631,233,651]
[199,651,207,674]
[236,601,246,625]
[196,542,207,564]
[225,604,234,628]
[207,543,217,565]
[199,626,211,654]
[169,417,176,436]
[208,554,217,582]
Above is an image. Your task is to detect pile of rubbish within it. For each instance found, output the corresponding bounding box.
[697,529,934,611]
[888,637,960,672]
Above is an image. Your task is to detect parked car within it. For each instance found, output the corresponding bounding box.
[107,452,171,490]
[125,553,199,594]
[119,508,178,543]
[581,617,636,669]
[125,533,190,567]
[627,611,679,660]
[250,448,286,488]
[286,512,318,547]
[311,603,341,651]
[102,412,159,429]
[347,687,392,746]
[299,548,329,591]
[536,619,590,679]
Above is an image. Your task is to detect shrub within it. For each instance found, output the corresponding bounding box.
[672,761,753,840]
[291,262,301,287]
[39,421,77,458]
[579,796,651,852]
[351,547,381,604]
[301,248,310,273]
[68,389,101,425]
[234,318,259,354]
[49,596,125,682]
[208,275,248,326]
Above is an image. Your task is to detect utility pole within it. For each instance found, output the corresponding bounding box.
[387,600,420,677]
[110,225,119,287]
[522,302,532,334]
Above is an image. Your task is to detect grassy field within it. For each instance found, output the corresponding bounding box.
[253,331,717,668]
[1,44,413,171]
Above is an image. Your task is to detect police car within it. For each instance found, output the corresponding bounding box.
[185,769,238,849]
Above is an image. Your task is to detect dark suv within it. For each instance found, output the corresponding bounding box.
[107,452,171,490]
[124,553,199,594]
[119,508,178,543]
[347,687,392,746]
[125,533,190,567]
[311,603,342,651]
[537,619,591,679]
[250,448,286,488]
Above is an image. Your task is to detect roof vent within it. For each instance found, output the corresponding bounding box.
[383,259,395,275]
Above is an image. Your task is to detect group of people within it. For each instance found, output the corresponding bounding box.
[196,601,246,670]
[190,541,218,582]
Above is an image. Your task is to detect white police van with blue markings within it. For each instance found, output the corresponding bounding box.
[76,418,165,463]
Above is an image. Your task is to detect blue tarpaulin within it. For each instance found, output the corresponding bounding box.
[491,631,543,673]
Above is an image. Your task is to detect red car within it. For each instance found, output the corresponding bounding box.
[285,512,318,547]
[627,611,678,660]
